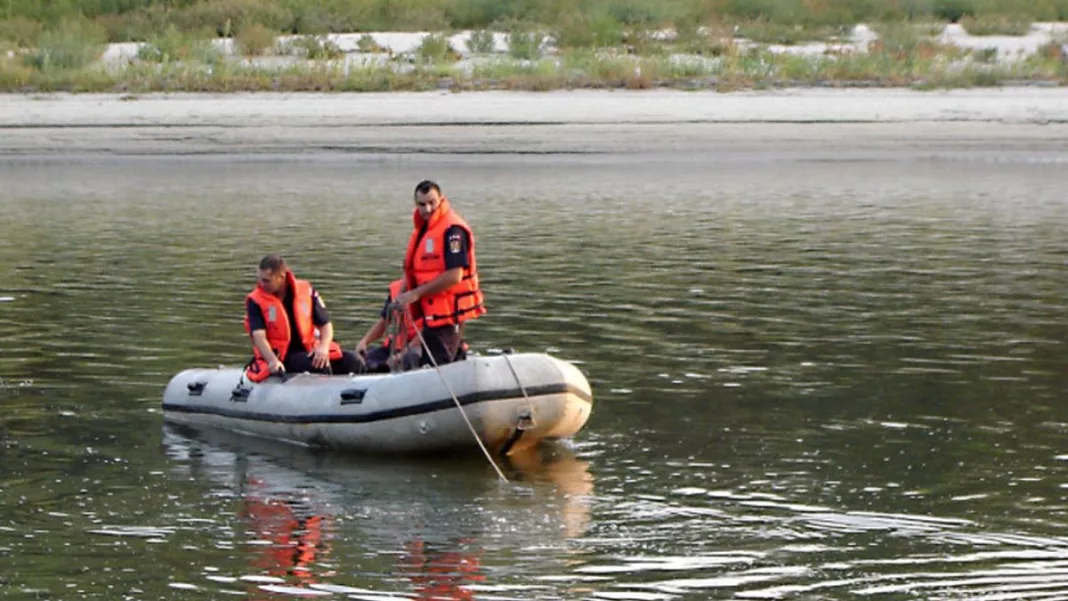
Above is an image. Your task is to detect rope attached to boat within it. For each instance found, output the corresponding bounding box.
[397,306,509,483]
[502,352,537,429]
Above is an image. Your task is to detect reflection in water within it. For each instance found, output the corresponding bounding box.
[399,537,485,601]
[238,474,334,593]
[161,423,595,598]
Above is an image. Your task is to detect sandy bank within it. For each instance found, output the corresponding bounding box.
[5,88,1068,126]
[2,89,1068,157]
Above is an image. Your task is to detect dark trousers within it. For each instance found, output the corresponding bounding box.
[284,350,361,376]
[419,324,466,367]
[362,345,421,373]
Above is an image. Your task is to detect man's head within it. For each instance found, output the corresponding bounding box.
[257,254,288,297]
[414,180,443,220]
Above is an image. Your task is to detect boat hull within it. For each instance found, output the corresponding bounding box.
[161,353,593,455]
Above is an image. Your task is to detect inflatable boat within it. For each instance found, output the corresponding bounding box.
[161,352,593,455]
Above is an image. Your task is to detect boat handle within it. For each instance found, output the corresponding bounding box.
[340,388,366,404]
[187,381,207,396]
[229,386,251,403]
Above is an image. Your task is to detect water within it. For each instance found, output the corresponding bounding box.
[1,140,1067,600]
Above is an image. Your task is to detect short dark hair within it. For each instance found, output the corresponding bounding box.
[259,254,287,273]
[414,180,440,197]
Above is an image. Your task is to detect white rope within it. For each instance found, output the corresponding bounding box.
[399,306,508,483]
[501,352,536,427]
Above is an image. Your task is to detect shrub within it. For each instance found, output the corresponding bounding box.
[0,16,44,47]
[553,8,624,49]
[356,34,385,53]
[466,29,495,54]
[415,33,458,63]
[138,25,224,64]
[175,0,290,38]
[507,29,544,60]
[932,0,976,22]
[22,19,106,71]
[282,34,344,60]
[235,22,276,56]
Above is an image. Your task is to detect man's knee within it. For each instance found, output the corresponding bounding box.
[332,351,361,375]
[284,351,314,373]
[362,346,392,373]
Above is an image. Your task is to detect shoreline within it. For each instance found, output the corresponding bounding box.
[6,88,1068,126]
[3,88,1068,157]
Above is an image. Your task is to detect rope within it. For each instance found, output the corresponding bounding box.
[502,352,536,426]
[398,304,508,483]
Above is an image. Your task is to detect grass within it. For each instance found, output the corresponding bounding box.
[1,1,1066,93]
[4,0,1068,45]
[959,14,1034,36]
[2,37,1063,93]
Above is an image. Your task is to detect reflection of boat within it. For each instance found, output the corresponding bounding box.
[161,352,593,455]
[162,422,595,541]
[162,422,594,598]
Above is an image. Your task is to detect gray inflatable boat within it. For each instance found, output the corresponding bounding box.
[161,352,593,455]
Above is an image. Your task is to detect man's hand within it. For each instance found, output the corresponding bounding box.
[268,357,285,374]
[387,351,406,371]
[310,346,330,370]
[393,289,420,308]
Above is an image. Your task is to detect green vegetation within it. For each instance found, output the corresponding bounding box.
[4,0,1068,45]
[0,0,1066,92]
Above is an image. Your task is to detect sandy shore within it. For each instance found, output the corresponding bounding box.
[2,89,1068,157]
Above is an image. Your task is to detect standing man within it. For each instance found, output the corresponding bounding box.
[244,254,360,382]
[392,180,485,366]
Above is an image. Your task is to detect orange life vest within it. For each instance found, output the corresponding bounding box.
[403,197,486,329]
[383,278,422,350]
[243,271,341,382]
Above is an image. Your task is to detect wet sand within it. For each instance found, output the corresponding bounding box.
[2,89,1068,158]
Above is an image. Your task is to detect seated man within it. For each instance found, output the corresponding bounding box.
[355,278,422,373]
[243,254,360,382]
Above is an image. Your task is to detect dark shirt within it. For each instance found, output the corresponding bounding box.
[246,285,330,356]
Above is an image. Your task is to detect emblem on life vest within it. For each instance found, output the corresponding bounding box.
[425,238,434,253]
[267,306,277,322]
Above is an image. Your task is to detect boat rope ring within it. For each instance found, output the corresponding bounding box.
[418,419,433,434]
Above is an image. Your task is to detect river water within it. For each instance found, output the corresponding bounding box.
[1,136,1067,600]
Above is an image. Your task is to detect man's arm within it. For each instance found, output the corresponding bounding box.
[395,227,469,307]
[315,322,334,352]
[251,330,284,372]
[357,319,387,356]
[247,299,285,373]
[309,289,334,369]
[401,268,463,306]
